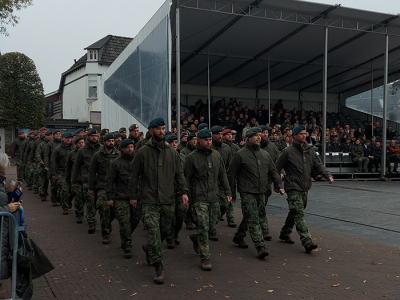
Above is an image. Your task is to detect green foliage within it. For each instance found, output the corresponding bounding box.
[0,52,45,129]
[0,0,32,36]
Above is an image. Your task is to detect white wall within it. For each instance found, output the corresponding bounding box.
[62,62,108,122]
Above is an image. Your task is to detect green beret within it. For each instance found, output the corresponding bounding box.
[197,129,212,139]
[45,131,53,136]
[120,139,134,148]
[100,129,109,135]
[198,123,208,130]
[103,133,114,142]
[62,132,73,138]
[129,124,139,131]
[260,125,269,132]
[114,132,121,138]
[148,118,165,128]
[210,126,223,133]
[75,128,84,134]
[74,136,84,144]
[53,130,61,134]
[180,132,188,138]
[119,127,127,133]
[293,125,306,135]
[165,131,172,137]
[246,127,261,138]
[166,135,177,143]
[87,129,98,136]
[187,133,196,141]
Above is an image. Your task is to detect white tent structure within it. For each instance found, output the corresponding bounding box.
[101,0,400,174]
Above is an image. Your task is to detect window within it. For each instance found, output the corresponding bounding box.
[88,75,97,98]
[88,50,98,61]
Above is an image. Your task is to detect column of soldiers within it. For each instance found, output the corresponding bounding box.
[14,120,334,286]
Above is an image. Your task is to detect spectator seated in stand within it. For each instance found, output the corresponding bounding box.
[372,141,392,173]
[387,140,400,173]
[363,139,374,172]
[342,137,353,154]
[351,138,369,172]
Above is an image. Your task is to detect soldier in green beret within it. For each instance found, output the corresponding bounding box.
[35,131,53,201]
[45,130,62,205]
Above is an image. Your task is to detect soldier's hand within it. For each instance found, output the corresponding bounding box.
[40,161,44,165]
[226,196,232,202]
[280,174,284,180]
[45,167,49,171]
[273,188,279,194]
[130,200,137,208]
[328,177,334,184]
[88,190,94,196]
[52,176,58,179]
[107,200,114,207]
[279,189,285,195]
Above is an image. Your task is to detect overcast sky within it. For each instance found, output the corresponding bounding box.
[0,0,398,94]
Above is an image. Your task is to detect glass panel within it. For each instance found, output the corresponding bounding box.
[104,16,170,128]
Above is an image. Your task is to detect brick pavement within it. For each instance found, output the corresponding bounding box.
[1,165,400,299]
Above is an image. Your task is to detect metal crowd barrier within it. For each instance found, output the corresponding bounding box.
[0,212,26,300]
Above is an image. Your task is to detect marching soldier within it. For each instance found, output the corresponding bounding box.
[119,127,127,140]
[259,125,280,241]
[275,125,334,253]
[128,124,140,146]
[12,130,26,181]
[210,126,235,233]
[129,118,188,284]
[65,136,85,223]
[185,129,231,271]
[51,132,74,214]
[19,131,33,182]
[72,129,101,233]
[229,127,284,258]
[35,131,53,201]
[24,131,40,191]
[88,133,119,244]
[45,130,62,205]
[106,139,140,258]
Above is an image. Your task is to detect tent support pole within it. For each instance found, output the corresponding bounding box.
[176,0,181,142]
[268,53,271,126]
[208,46,211,128]
[322,26,328,166]
[382,33,389,177]
[371,64,374,130]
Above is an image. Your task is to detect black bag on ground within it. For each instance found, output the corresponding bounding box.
[30,239,54,279]
[17,231,34,268]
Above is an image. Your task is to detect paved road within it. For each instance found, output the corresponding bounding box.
[1,166,400,299]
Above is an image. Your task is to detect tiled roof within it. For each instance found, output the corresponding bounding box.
[65,35,133,72]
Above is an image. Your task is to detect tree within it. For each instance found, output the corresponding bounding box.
[0,0,32,36]
[0,52,45,129]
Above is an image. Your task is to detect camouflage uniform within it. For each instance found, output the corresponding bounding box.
[88,145,119,238]
[23,138,37,189]
[184,146,231,260]
[45,138,62,204]
[31,137,44,193]
[106,151,140,250]
[34,139,50,200]
[66,148,82,219]
[180,144,197,226]
[18,139,30,181]
[12,136,26,181]
[129,138,187,265]
[280,191,312,246]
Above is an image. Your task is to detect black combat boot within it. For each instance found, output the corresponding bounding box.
[257,247,269,259]
[232,236,248,249]
[153,262,164,284]
[304,242,318,253]
[201,259,212,271]
[263,232,272,241]
[279,233,295,244]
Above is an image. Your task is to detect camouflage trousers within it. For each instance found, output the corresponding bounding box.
[15,158,24,181]
[25,163,34,188]
[142,203,174,265]
[185,200,195,225]
[38,167,49,199]
[114,200,141,251]
[166,195,187,244]
[219,189,234,223]
[96,189,115,238]
[72,184,85,219]
[280,191,312,246]
[353,157,369,171]
[50,174,59,204]
[235,193,265,249]
[81,182,96,227]
[57,172,71,210]
[260,189,272,234]
[32,164,42,193]
[192,202,220,260]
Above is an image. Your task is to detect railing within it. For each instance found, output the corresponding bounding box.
[0,212,26,300]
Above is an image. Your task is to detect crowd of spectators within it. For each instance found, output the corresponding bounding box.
[171,97,399,173]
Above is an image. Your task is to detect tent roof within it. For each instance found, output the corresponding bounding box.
[171,0,400,98]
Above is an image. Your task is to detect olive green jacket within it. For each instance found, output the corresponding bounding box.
[275,142,331,193]
[106,152,134,201]
[24,139,36,164]
[223,140,241,156]
[65,149,79,185]
[28,138,44,163]
[180,143,197,158]
[228,143,282,198]
[88,145,119,190]
[350,143,365,158]
[51,142,74,176]
[129,138,187,205]
[44,139,61,168]
[35,139,50,164]
[71,142,101,184]
[12,137,25,159]
[261,139,280,162]
[19,139,29,161]
[184,146,231,203]
[211,139,232,171]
